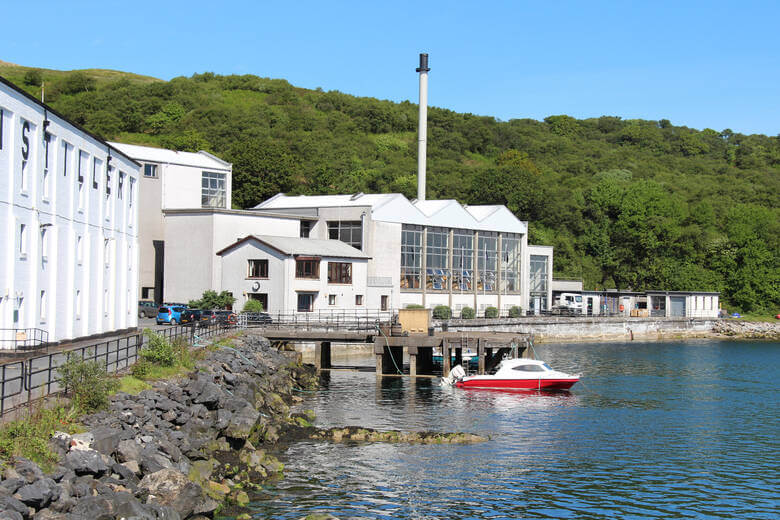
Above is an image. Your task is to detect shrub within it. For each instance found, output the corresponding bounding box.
[131,360,153,379]
[57,354,118,412]
[23,69,42,86]
[485,306,499,318]
[141,329,176,367]
[243,299,265,313]
[405,304,425,309]
[189,290,236,310]
[509,305,522,318]
[460,306,475,319]
[432,305,452,319]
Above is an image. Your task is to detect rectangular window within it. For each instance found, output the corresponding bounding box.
[75,290,81,318]
[297,293,315,312]
[104,239,111,266]
[328,220,362,250]
[40,290,46,322]
[117,172,124,200]
[42,133,51,200]
[501,234,521,293]
[327,262,352,284]
[426,227,449,291]
[92,157,100,189]
[328,294,336,306]
[295,258,320,279]
[248,293,268,311]
[248,259,269,278]
[400,224,422,289]
[141,287,154,300]
[106,166,111,196]
[300,220,312,238]
[530,255,548,294]
[62,141,70,177]
[143,164,158,178]
[40,228,48,262]
[356,295,363,306]
[104,289,109,315]
[201,171,226,208]
[381,295,389,311]
[76,235,83,265]
[477,232,498,292]
[453,229,474,292]
[128,178,135,207]
[78,151,87,209]
[19,223,27,258]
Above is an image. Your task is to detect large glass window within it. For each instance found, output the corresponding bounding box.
[501,234,521,293]
[530,255,548,293]
[328,221,362,250]
[327,262,352,284]
[400,225,422,289]
[452,229,474,291]
[295,258,320,279]
[248,259,268,278]
[297,293,315,312]
[426,227,449,291]
[477,232,498,292]
[202,171,226,208]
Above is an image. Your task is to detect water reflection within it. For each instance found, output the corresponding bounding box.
[255,340,779,520]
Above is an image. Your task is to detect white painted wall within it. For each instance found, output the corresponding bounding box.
[0,81,139,345]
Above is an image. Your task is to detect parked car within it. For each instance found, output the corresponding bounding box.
[156,306,186,325]
[213,310,238,325]
[247,312,273,324]
[181,309,202,324]
[138,301,158,318]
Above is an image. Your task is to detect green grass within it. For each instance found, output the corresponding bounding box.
[734,313,779,323]
[0,404,82,471]
[115,375,152,394]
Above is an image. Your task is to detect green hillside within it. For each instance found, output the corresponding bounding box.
[3,64,778,312]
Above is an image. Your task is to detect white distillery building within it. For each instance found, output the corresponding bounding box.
[0,76,140,345]
[107,142,232,304]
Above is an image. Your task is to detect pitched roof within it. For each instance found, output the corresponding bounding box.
[108,142,231,171]
[216,235,370,259]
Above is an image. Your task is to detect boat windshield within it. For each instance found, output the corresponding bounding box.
[542,363,552,371]
[512,364,546,372]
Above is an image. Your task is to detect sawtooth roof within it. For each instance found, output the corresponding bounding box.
[216,235,370,259]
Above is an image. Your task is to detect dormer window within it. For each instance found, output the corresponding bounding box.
[143,164,158,178]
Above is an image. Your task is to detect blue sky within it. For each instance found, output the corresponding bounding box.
[2,1,778,135]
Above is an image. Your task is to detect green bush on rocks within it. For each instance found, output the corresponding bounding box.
[460,306,475,319]
[485,306,499,318]
[432,305,452,319]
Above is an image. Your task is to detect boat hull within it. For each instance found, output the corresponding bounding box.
[456,377,578,390]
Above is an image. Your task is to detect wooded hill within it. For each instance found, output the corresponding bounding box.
[3,64,777,312]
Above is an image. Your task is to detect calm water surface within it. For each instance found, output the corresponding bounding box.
[252,340,778,519]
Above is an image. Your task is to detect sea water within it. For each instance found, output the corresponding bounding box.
[251,340,779,519]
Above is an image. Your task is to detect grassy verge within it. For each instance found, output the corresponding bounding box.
[0,404,82,471]
[733,313,779,322]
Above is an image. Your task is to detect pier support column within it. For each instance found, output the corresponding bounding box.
[442,340,451,376]
[477,338,485,375]
[374,340,385,375]
[409,346,418,377]
[314,341,332,371]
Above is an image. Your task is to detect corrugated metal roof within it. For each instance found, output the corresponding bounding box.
[217,235,370,259]
[108,142,231,170]
[257,193,527,234]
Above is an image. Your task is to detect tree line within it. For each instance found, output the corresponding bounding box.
[7,67,778,312]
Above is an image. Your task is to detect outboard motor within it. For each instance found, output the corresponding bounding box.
[440,364,466,386]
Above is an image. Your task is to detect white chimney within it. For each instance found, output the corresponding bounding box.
[416,53,430,202]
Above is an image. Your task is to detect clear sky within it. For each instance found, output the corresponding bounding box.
[2,0,778,135]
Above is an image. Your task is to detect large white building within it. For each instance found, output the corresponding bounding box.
[107,142,232,304]
[1,77,140,345]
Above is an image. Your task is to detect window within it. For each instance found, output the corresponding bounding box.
[300,220,312,238]
[40,228,48,263]
[530,255,548,293]
[78,151,87,209]
[117,172,124,199]
[40,290,46,322]
[75,290,81,318]
[512,364,547,372]
[501,235,521,293]
[92,157,100,189]
[248,259,269,278]
[355,295,363,306]
[426,227,449,291]
[18,223,27,258]
[143,164,158,178]
[327,262,352,284]
[201,171,226,208]
[295,258,320,279]
[106,166,111,196]
[42,133,52,200]
[297,293,315,312]
[453,229,474,291]
[76,235,83,265]
[128,178,135,208]
[104,239,111,266]
[62,141,70,177]
[104,289,109,315]
[400,224,422,289]
[248,293,268,311]
[477,232,498,292]
[328,221,362,250]
[328,294,336,306]
[141,287,154,300]
[381,295,389,311]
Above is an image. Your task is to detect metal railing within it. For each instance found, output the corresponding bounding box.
[241,309,395,331]
[0,328,49,353]
[0,321,232,419]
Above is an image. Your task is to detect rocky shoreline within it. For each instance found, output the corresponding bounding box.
[0,332,486,520]
[711,320,780,340]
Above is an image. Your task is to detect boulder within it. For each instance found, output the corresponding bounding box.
[67,496,114,520]
[11,459,43,484]
[64,449,108,476]
[115,439,141,463]
[0,494,29,518]
[89,427,122,456]
[137,469,216,518]
[225,406,259,440]
[15,478,58,509]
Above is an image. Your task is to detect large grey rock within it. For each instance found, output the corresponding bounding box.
[15,478,58,509]
[137,469,215,518]
[193,382,222,408]
[11,459,43,484]
[90,427,122,456]
[31,509,67,520]
[64,449,108,476]
[0,478,24,494]
[113,496,156,520]
[0,495,29,518]
[0,511,23,520]
[115,439,141,463]
[68,496,114,520]
[225,405,260,440]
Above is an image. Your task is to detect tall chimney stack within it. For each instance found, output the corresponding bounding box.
[416,53,430,202]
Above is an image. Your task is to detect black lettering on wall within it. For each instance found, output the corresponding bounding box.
[21,120,30,160]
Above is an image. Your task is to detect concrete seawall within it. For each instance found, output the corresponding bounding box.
[434,317,717,342]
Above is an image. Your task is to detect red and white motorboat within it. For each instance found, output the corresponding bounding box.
[443,358,579,390]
